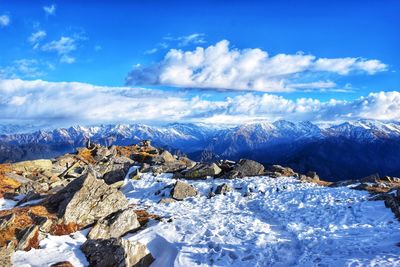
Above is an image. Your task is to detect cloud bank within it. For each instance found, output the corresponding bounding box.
[126,40,387,92]
[1,79,400,126]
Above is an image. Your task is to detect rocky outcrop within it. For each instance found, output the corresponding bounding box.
[171,181,198,200]
[265,165,297,178]
[225,159,265,179]
[46,169,128,227]
[88,208,141,240]
[183,163,221,180]
[81,238,154,267]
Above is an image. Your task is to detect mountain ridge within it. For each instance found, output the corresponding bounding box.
[1,119,400,181]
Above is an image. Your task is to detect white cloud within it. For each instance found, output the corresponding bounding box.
[164,33,206,47]
[43,4,56,16]
[0,79,399,126]
[0,60,45,79]
[42,37,76,54]
[29,30,47,45]
[41,36,76,64]
[0,14,10,27]
[127,40,387,92]
[60,55,75,64]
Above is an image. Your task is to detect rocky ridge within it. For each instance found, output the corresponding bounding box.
[0,139,399,266]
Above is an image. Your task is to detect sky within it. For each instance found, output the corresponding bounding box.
[0,0,399,127]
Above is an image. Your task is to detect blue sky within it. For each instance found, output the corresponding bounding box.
[0,0,400,126]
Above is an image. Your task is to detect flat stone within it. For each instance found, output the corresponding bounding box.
[88,208,141,240]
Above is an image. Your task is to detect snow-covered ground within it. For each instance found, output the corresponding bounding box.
[11,174,400,266]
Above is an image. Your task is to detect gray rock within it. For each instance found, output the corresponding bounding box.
[12,159,52,173]
[16,191,42,206]
[214,183,233,195]
[171,181,198,200]
[16,225,39,251]
[306,171,320,181]
[81,238,154,267]
[88,208,141,240]
[158,197,177,204]
[226,159,264,179]
[97,156,135,185]
[266,165,296,177]
[184,163,221,180]
[46,169,128,227]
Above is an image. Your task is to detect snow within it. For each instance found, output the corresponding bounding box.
[13,230,89,267]
[10,174,400,266]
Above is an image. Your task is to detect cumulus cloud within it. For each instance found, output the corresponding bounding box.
[126,40,387,92]
[0,14,10,27]
[0,79,399,126]
[43,4,56,16]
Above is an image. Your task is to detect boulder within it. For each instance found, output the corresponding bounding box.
[226,159,264,179]
[384,194,400,218]
[12,159,52,173]
[81,238,154,267]
[171,181,198,200]
[157,150,175,163]
[183,163,221,180]
[46,169,128,227]
[88,208,141,240]
[266,165,297,177]
[306,171,320,181]
[98,156,135,185]
[214,183,233,195]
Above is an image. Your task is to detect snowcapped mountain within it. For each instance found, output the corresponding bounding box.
[1,119,400,180]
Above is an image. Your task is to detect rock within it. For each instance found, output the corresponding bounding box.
[151,162,188,174]
[88,208,141,240]
[16,191,42,206]
[46,169,128,227]
[81,238,154,267]
[214,183,233,195]
[93,146,115,162]
[50,261,74,267]
[266,165,296,177]
[183,163,221,180]
[171,181,198,200]
[16,225,39,251]
[0,244,14,267]
[306,171,320,181]
[99,156,135,185]
[216,160,236,173]
[226,159,264,179]
[157,150,175,163]
[384,194,400,218]
[158,198,177,204]
[12,159,52,173]
[361,173,380,183]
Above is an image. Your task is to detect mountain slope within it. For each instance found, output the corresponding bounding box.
[1,120,400,180]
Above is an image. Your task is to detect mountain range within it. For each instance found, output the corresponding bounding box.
[1,119,400,181]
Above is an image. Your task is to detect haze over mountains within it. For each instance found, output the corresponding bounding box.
[1,119,400,181]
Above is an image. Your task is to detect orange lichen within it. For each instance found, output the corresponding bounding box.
[134,209,161,226]
[49,222,80,235]
[0,205,55,248]
[76,148,96,164]
[0,164,21,198]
